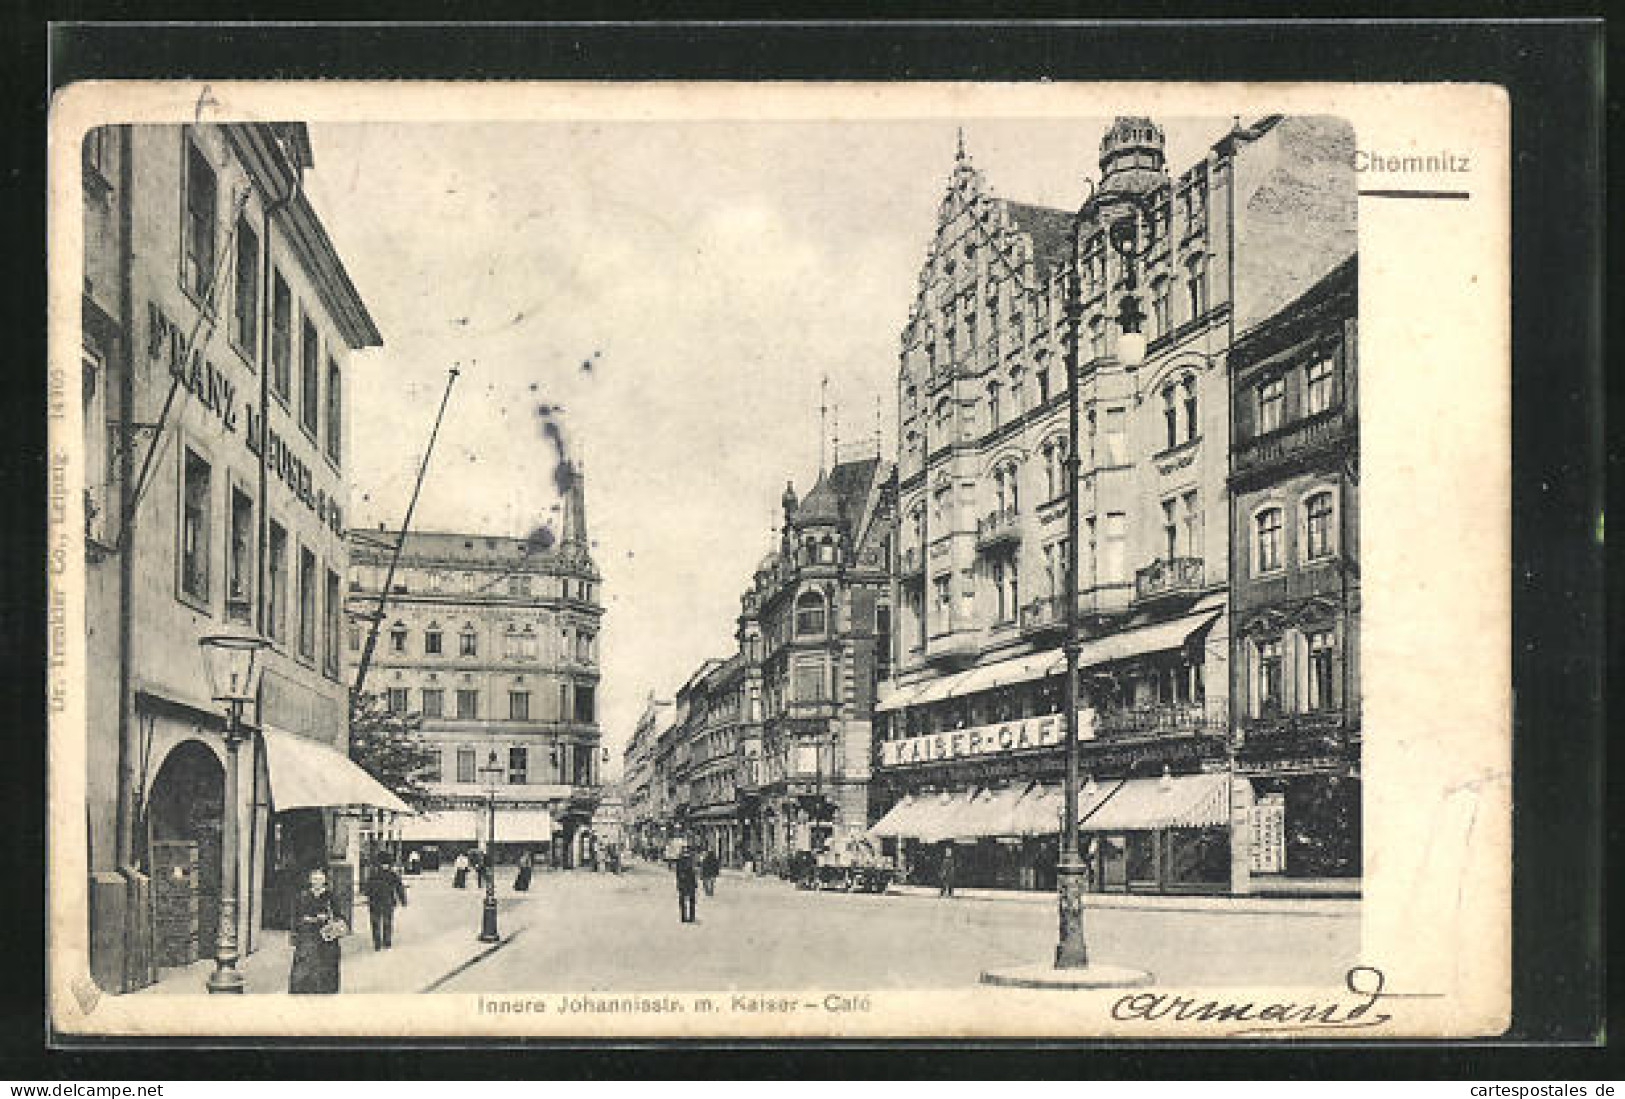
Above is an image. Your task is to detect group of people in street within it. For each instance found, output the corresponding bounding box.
[670,839,721,924]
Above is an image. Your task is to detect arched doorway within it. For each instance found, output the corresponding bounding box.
[144,739,224,968]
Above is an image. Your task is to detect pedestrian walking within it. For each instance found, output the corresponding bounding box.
[700,849,719,896]
[288,867,344,994]
[513,850,533,892]
[674,849,699,923]
[938,844,957,899]
[452,850,470,889]
[361,856,408,950]
[405,850,422,876]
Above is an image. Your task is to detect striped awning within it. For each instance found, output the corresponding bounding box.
[1008,780,1126,835]
[945,784,1033,839]
[949,651,1064,698]
[1079,772,1231,832]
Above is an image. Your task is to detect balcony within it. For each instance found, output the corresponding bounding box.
[899,544,925,579]
[1238,709,1352,755]
[976,507,1022,550]
[1134,556,1205,605]
[1234,408,1351,475]
[1094,700,1229,739]
[925,627,978,666]
[1020,595,1066,636]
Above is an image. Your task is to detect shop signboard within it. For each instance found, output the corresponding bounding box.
[878,710,1095,768]
[1250,792,1287,873]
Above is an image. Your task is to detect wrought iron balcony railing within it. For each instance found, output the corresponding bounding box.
[976,507,1022,549]
[1134,556,1205,604]
[1093,700,1229,739]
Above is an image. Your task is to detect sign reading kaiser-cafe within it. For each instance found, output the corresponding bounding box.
[148,301,346,536]
[879,710,1097,768]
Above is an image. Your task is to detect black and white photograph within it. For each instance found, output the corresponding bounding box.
[47,80,1512,1039]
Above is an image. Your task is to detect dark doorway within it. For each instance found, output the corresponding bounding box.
[145,739,224,967]
[261,808,326,930]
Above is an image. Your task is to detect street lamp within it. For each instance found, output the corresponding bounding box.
[197,598,269,994]
[476,749,503,942]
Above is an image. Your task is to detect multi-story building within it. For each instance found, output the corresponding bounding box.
[674,657,742,863]
[80,122,385,990]
[621,693,672,857]
[873,116,1355,895]
[345,465,605,867]
[745,454,895,867]
[1228,254,1360,893]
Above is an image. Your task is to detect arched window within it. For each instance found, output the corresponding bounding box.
[794,591,827,637]
[1304,490,1336,560]
[1254,507,1284,574]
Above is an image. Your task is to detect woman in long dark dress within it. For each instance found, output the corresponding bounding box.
[288,867,342,994]
[513,851,533,892]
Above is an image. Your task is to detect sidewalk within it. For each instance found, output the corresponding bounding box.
[140,867,548,995]
[885,883,1358,916]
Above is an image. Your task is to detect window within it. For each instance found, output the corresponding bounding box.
[1088,317,1106,360]
[795,591,826,636]
[183,141,216,300]
[1036,364,1051,404]
[1182,490,1202,559]
[1151,276,1171,337]
[422,749,442,784]
[300,317,320,437]
[987,381,1001,428]
[509,690,531,721]
[574,683,596,724]
[1103,408,1127,466]
[456,689,479,719]
[179,447,211,603]
[347,622,361,652]
[1255,507,1284,573]
[1256,638,1283,715]
[325,357,342,461]
[233,218,259,356]
[266,520,287,641]
[228,487,254,609]
[297,547,316,659]
[1103,512,1126,582]
[1182,376,1198,441]
[1162,386,1179,450]
[1162,499,1178,561]
[421,688,444,718]
[1305,491,1335,560]
[1185,256,1208,319]
[509,745,528,785]
[792,661,825,702]
[424,625,443,654]
[324,568,341,677]
[387,622,406,653]
[1307,629,1337,711]
[933,575,951,618]
[459,625,478,657]
[456,747,476,784]
[991,559,1007,621]
[270,272,292,401]
[1306,356,1335,416]
[1009,368,1025,416]
[1005,558,1020,620]
[387,687,408,714]
[1257,378,1284,434]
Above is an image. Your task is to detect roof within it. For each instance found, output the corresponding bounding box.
[1004,200,1076,284]
[791,455,881,529]
[347,528,588,572]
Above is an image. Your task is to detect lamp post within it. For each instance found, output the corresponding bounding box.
[198,598,269,994]
[477,750,503,942]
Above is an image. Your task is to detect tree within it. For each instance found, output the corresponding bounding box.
[348,690,439,809]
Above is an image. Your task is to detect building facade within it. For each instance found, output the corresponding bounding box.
[621,693,672,857]
[81,122,384,991]
[872,117,1356,895]
[748,455,895,869]
[1228,255,1361,889]
[345,468,605,867]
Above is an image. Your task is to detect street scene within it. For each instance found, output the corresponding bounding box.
[73,106,1361,1001]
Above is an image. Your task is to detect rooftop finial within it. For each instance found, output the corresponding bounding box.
[819,374,830,473]
[956,126,966,162]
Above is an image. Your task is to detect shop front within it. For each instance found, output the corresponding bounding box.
[1078,770,1233,894]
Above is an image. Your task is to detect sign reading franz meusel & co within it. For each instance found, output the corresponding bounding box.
[148,302,345,537]
[880,711,1097,768]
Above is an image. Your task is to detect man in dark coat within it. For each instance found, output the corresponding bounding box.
[939,844,957,898]
[362,856,409,950]
[699,849,720,896]
[674,850,699,923]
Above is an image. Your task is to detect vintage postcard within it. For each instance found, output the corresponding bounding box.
[46,80,1509,1039]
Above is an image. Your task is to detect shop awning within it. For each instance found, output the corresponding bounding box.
[911,790,979,843]
[949,650,1064,697]
[1079,772,1231,832]
[260,726,413,815]
[868,795,924,839]
[488,807,556,843]
[875,680,926,713]
[947,784,1034,839]
[909,671,976,707]
[1077,609,1221,668]
[1008,780,1126,835]
[397,810,481,842]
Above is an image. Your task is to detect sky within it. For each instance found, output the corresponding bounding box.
[302,114,1237,774]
